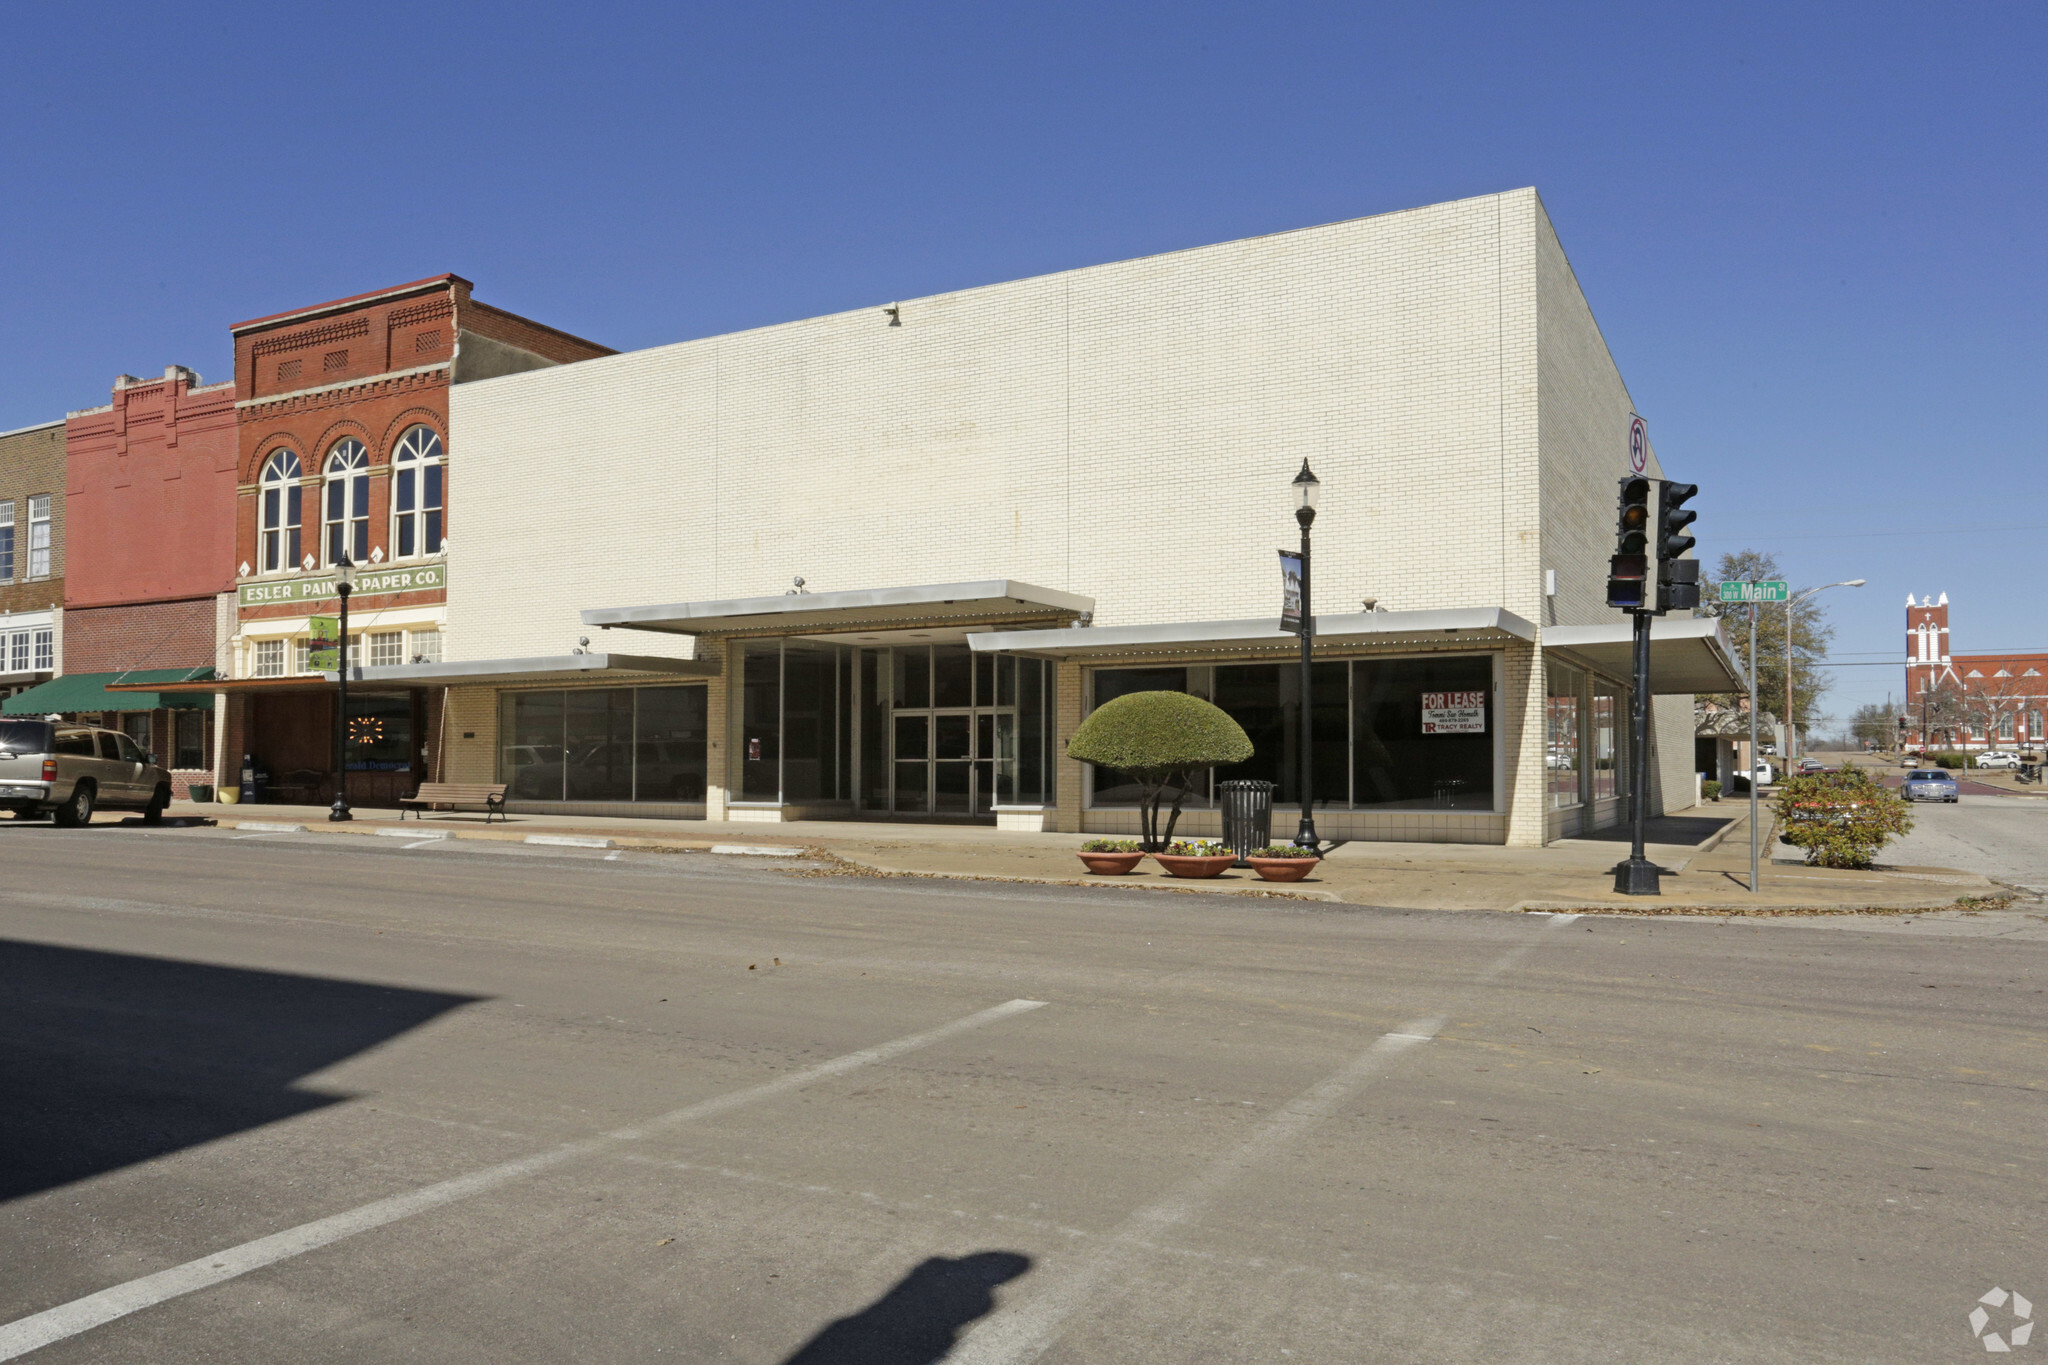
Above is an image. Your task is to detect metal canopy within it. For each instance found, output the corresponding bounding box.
[343,653,717,687]
[965,608,1537,658]
[581,580,1095,638]
[1543,617,1747,693]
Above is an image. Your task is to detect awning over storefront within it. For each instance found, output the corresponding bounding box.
[965,607,1537,659]
[1542,617,1747,693]
[2,667,216,715]
[346,653,718,687]
[581,580,1095,639]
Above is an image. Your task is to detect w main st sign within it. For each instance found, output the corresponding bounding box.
[238,563,446,607]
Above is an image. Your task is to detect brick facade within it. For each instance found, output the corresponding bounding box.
[60,597,218,674]
[1904,592,2048,750]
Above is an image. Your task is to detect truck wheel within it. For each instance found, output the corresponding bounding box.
[142,786,171,825]
[53,782,95,828]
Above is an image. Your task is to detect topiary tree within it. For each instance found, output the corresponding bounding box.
[1067,691,1254,850]
[1774,768,1914,869]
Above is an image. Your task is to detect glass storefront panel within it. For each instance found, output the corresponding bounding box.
[1591,683,1622,803]
[782,643,835,802]
[1547,664,1584,810]
[1352,657,1492,810]
[860,649,888,809]
[348,693,413,773]
[500,686,707,803]
[741,640,782,800]
[1016,655,1045,804]
[1089,667,1191,805]
[1211,662,1346,807]
[894,648,930,709]
[565,689,633,800]
[636,686,707,800]
[935,646,973,708]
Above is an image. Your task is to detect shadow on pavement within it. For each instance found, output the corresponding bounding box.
[0,939,478,1202]
[1562,813,1737,847]
[779,1251,1032,1364]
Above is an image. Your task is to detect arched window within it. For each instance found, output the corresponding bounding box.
[391,425,444,558]
[324,439,370,565]
[259,450,303,573]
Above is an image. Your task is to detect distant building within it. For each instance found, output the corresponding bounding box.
[0,418,66,703]
[1902,593,2048,751]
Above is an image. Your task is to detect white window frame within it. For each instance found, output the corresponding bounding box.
[7,632,27,673]
[409,629,443,664]
[259,449,305,574]
[33,629,52,671]
[253,639,286,678]
[27,495,51,579]
[369,631,405,667]
[323,440,370,566]
[390,425,444,561]
[294,639,312,675]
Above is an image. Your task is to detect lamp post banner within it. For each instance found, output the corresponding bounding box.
[1278,550,1304,634]
[240,562,445,607]
[307,616,340,672]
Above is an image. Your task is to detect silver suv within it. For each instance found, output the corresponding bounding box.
[0,718,175,826]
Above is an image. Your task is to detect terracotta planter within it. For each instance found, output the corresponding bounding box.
[1246,856,1318,883]
[1151,853,1238,879]
[1077,851,1146,875]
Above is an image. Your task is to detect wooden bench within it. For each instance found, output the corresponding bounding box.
[399,782,508,823]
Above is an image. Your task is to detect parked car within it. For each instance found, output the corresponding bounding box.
[1797,758,1828,773]
[1750,761,1776,787]
[0,719,175,825]
[1975,751,2022,770]
[1901,768,1960,803]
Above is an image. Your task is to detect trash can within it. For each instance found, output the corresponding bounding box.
[188,783,215,804]
[1218,779,1276,866]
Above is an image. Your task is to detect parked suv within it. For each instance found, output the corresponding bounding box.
[0,719,175,826]
[1975,750,2022,770]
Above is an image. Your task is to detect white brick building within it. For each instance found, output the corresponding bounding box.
[363,188,1736,845]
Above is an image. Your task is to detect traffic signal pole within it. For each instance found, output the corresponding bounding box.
[1614,608,1660,895]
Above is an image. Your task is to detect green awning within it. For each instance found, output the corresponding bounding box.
[1,668,217,715]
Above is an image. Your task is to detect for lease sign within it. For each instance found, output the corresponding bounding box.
[1421,691,1486,735]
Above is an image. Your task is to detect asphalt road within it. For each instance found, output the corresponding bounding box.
[1,824,2043,1363]
[1881,792,2048,895]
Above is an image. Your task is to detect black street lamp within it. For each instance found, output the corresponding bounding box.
[1291,459,1321,853]
[329,553,355,823]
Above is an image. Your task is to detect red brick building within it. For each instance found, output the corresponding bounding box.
[52,367,239,792]
[1903,592,2048,752]
[220,275,610,805]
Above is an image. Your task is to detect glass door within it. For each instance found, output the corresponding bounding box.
[888,643,1012,816]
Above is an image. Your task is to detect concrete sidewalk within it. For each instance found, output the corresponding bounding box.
[138,798,2009,915]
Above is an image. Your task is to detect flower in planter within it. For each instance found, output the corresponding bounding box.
[1080,838,1142,853]
[1163,839,1228,857]
[1249,843,1318,859]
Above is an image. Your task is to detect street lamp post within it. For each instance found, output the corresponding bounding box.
[1784,579,1864,763]
[329,553,356,823]
[1292,460,1321,854]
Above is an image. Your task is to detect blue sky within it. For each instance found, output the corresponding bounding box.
[3,3,2041,720]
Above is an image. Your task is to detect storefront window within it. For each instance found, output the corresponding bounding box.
[1546,664,1583,810]
[741,640,783,800]
[500,686,705,802]
[175,710,207,770]
[1351,657,1492,810]
[1088,668,1191,805]
[1590,682,1625,803]
[347,694,412,772]
[1212,662,1346,808]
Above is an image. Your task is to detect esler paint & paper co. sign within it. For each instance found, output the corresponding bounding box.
[1421,691,1487,734]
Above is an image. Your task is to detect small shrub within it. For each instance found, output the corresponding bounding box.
[1067,692,1254,850]
[1080,838,1141,853]
[1702,779,1722,802]
[1163,839,1228,856]
[1774,769,1914,869]
[1250,843,1318,859]
[1932,752,1965,770]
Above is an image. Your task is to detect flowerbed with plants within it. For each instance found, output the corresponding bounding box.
[1080,838,1142,853]
[1248,843,1316,859]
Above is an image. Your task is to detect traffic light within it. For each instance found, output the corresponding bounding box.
[1606,476,1653,609]
[1656,481,1699,562]
[1653,480,1701,612]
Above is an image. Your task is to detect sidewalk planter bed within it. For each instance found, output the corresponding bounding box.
[1244,844,1319,882]
[1077,838,1145,875]
[1151,839,1237,879]
[1774,770,1912,869]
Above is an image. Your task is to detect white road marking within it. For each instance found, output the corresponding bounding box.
[400,839,445,850]
[0,997,1048,1361]
[951,924,1567,1365]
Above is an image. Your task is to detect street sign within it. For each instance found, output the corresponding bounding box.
[1717,580,1789,604]
[1628,415,1648,474]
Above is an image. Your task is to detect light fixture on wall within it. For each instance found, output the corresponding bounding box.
[883,304,901,326]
